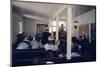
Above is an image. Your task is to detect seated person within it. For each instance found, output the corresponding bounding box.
[44,36,58,51]
[16,35,32,49]
[31,34,42,49]
[44,36,66,60]
[71,36,80,56]
[44,36,59,59]
[12,32,26,50]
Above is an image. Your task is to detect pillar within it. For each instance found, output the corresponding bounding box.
[56,16,59,41]
[66,5,72,60]
[89,24,91,43]
[51,21,53,35]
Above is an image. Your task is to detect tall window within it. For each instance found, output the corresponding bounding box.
[49,21,56,32]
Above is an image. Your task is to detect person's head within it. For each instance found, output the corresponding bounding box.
[17,34,22,39]
[79,36,83,40]
[22,32,27,39]
[44,26,49,32]
[35,34,40,42]
[61,24,64,27]
[28,35,33,41]
[46,29,49,32]
[44,25,49,32]
[48,35,54,44]
[72,36,78,44]
[83,34,87,38]
[25,35,33,43]
[60,24,64,31]
[17,33,26,42]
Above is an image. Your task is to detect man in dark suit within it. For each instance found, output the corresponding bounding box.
[41,28,51,46]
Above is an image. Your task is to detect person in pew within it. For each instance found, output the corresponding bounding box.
[12,32,26,50]
[78,34,89,56]
[31,34,42,49]
[28,35,33,42]
[78,35,84,55]
[44,36,62,59]
[44,35,58,51]
[16,35,32,49]
[71,36,81,57]
[44,36,55,58]
[55,40,67,58]
[72,36,80,53]
[82,34,90,55]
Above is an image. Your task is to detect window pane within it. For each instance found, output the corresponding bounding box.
[49,27,52,32]
[52,21,56,26]
[53,27,56,31]
[19,20,23,33]
[49,27,56,32]
[49,22,52,26]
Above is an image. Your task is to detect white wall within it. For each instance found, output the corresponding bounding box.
[24,17,48,36]
[72,9,96,37]
[74,9,96,25]
[24,18,36,36]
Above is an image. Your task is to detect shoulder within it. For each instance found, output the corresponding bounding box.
[17,42,29,49]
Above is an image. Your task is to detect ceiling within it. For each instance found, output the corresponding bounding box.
[12,1,95,21]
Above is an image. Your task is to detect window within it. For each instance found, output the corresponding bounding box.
[49,20,66,32]
[49,21,56,32]
[19,19,23,33]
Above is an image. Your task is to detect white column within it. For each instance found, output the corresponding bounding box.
[66,5,72,60]
[48,21,50,31]
[89,24,91,43]
[50,21,53,35]
[56,16,59,41]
